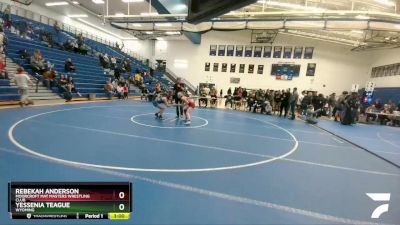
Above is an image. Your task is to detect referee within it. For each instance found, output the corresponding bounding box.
[173,77,184,118]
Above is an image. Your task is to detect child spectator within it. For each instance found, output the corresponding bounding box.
[123,84,129,99]
[11,67,33,107]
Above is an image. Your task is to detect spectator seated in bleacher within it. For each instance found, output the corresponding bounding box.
[104,80,113,99]
[116,84,124,99]
[39,30,55,48]
[30,49,47,74]
[64,58,76,73]
[66,76,81,97]
[57,74,68,93]
[63,39,74,52]
[42,69,56,89]
[14,19,28,39]
[18,49,30,59]
[77,33,84,48]
[99,53,110,69]
[0,56,8,79]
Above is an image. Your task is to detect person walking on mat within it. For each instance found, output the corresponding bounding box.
[11,67,34,107]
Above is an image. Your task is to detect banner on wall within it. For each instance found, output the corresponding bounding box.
[230,77,240,84]
[210,45,217,56]
[218,45,226,56]
[227,45,234,56]
[306,63,316,76]
[254,46,262,57]
[273,46,282,58]
[245,46,253,57]
[351,84,360,92]
[221,63,227,72]
[236,45,243,57]
[263,46,272,58]
[283,46,293,59]
[293,47,303,59]
[204,62,210,71]
[248,64,254,74]
[230,63,236,73]
[239,64,245,73]
[213,63,219,72]
[257,65,264,74]
[304,47,314,59]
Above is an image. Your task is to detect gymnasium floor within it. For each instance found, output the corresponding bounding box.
[0,100,399,225]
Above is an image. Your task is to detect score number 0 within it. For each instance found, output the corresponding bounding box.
[118,191,125,211]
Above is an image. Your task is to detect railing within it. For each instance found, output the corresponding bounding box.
[0,2,149,63]
[165,68,196,94]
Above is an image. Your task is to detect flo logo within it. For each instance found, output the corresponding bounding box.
[366,193,391,219]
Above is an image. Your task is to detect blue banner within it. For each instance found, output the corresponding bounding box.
[227,45,234,56]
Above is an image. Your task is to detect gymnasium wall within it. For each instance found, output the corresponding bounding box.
[153,30,372,95]
[366,48,400,88]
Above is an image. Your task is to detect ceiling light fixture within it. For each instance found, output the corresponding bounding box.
[122,0,144,2]
[351,30,364,34]
[92,0,105,4]
[260,1,325,11]
[374,0,395,7]
[140,12,159,16]
[115,13,125,16]
[355,15,370,20]
[145,31,153,34]
[72,1,79,4]
[45,1,69,6]
[165,31,180,35]
[155,23,172,27]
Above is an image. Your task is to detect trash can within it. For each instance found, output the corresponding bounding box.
[89,93,96,101]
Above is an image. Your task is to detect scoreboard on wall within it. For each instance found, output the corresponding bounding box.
[8,182,132,220]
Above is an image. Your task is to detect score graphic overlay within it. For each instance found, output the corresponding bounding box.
[9,182,132,220]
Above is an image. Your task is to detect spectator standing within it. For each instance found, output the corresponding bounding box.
[289,88,299,120]
[123,83,129,99]
[0,56,8,79]
[327,93,336,118]
[11,67,33,107]
[2,5,11,30]
[104,80,113,99]
[279,90,290,117]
